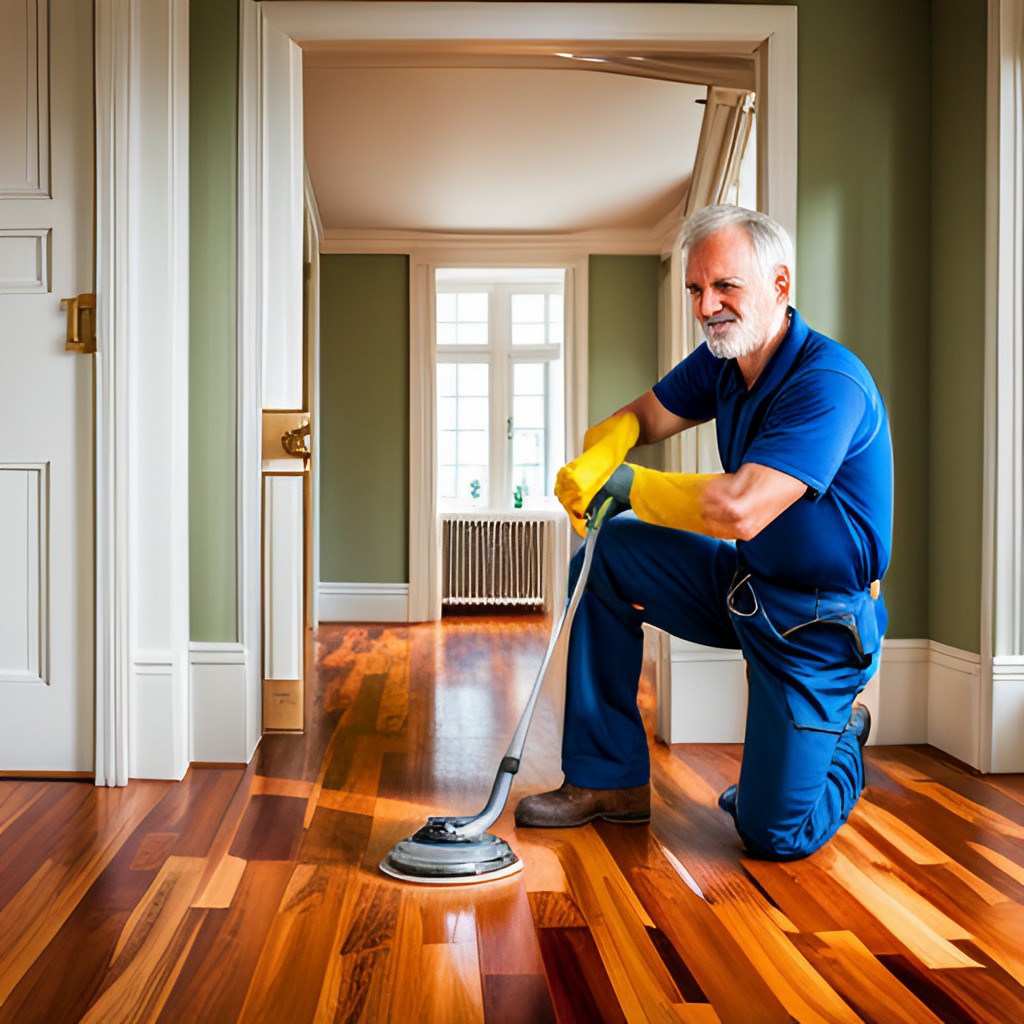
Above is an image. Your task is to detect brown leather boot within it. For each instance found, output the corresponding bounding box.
[514,781,651,828]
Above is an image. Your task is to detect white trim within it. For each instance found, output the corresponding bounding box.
[94,0,129,788]
[323,229,692,257]
[983,0,1024,773]
[93,0,191,785]
[305,166,324,629]
[408,250,585,621]
[0,0,49,197]
[662,637,985,767]
[0,229,50,292]
[238,0,265,758]
[319,583,410,623]
[992,655,1024,771]
[189,642,253,763]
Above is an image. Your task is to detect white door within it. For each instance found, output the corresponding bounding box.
[0,0,95,773]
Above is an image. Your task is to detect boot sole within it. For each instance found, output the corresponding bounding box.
[514,810,651,829]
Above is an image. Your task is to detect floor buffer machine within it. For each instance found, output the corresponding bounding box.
[379,499,614,884]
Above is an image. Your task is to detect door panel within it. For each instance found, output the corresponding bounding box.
[0,0,95,772]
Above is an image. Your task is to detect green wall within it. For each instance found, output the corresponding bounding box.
[929,0,987,651]
[189,0,238,642]
[187,0,990,651]
[587,256,661,422]
[319,255,410,583]
[788,0,933,640]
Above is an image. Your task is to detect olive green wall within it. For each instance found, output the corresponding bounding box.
[319,255,410,583]
[587,256,661,423]
[187,0,990,651]
[928,0,987,652]
[786,0,932,640]
[189,0,238,642]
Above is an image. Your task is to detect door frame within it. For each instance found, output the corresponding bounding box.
[94,0,191,784]
[250,0,799,627]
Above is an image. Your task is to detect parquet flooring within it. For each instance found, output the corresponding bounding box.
[1,616,1022,1022]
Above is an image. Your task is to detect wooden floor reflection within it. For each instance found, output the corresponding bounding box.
[1,615,1023,1022]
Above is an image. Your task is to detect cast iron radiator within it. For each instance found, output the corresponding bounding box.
[441,516,546,608]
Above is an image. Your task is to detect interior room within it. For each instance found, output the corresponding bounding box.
[1,1,1023,1021]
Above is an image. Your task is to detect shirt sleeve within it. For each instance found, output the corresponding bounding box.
[651,343,720,423]
[743,369,869,498]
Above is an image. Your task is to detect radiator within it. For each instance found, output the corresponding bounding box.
[441,517,546,607]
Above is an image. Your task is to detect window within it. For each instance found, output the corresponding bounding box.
[436,268,565,510]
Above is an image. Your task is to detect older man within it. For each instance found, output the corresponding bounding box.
[514,204,892,861]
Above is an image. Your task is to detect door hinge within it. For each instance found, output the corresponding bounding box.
[60,293,96,354]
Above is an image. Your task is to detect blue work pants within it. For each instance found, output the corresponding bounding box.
[562,514,881,860]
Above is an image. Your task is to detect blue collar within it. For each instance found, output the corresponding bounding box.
[720,306,807,396]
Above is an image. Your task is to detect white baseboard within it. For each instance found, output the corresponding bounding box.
[318,582,409,623]
[664,637,747,743]
[664,636,985,768]
[189,642,255,764]
[926,641,982,768]
[132,651,188,780]
[991,657,1024,771]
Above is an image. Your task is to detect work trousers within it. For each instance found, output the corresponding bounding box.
[562,514,882,860]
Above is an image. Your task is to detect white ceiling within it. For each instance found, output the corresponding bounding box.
[302,62,708,238]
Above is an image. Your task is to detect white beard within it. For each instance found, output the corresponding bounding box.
[702,315,764,360]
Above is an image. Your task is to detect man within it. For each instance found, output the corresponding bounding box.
[514,204,892,861]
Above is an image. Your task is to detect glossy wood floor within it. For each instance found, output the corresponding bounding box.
[1,616,1023,1023]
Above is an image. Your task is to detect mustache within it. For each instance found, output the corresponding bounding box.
[704,313,738,326]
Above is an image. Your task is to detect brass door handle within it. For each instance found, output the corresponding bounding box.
[281,421,311,460]
[61,293,96,353]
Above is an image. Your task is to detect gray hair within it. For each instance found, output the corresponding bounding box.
[680,205,794,281]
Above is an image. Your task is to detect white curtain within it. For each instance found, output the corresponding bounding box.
[658,87,755,473]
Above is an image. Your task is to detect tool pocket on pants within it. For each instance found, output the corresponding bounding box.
[728,575,879,734]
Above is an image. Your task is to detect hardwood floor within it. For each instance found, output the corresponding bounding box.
[1,616,1022,1023]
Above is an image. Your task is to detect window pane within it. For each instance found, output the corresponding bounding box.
[511,322,546,346]
[511,293,545,322]
[439,429,458,465]
[516,465,545,501]
[438,465,457,499]
[548,294,563,323]
[437,362,456,394]
[436,293,456,320]
[460,396,489,430]
[456,322,488,346]
[458,292,488,321]
[457,466,487,504]
[514,362,545,394]
[513,429,543,464]
[436,322,457,347]
[460,429,488,464]
[437,395,457,430]
[458,363,488,396]
[514,395,545,429]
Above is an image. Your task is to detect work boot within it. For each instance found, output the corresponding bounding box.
[847,703,872,747]
[717,783,738,821]
[514,781,650,828]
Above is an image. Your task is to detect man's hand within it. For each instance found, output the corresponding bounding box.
[586,464,634,523]
[555,412,639,535]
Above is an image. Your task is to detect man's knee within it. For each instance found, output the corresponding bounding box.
[734,812,825,862]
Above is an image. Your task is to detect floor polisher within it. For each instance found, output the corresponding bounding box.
[379,499,614,885]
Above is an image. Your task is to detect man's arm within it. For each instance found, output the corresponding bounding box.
[615,460,807,540]
[697,462,808,539]
[613,390,705,446]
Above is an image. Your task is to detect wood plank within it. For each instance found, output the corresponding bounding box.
[1,621,1023,1024]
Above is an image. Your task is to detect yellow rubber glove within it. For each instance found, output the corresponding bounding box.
[555,411,640,536]
[628,464,718,534]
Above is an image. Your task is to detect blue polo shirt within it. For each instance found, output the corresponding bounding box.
[652,308,893,593]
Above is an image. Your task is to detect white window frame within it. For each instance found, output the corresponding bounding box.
[410,252,586,621]
[436,273,565,511]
